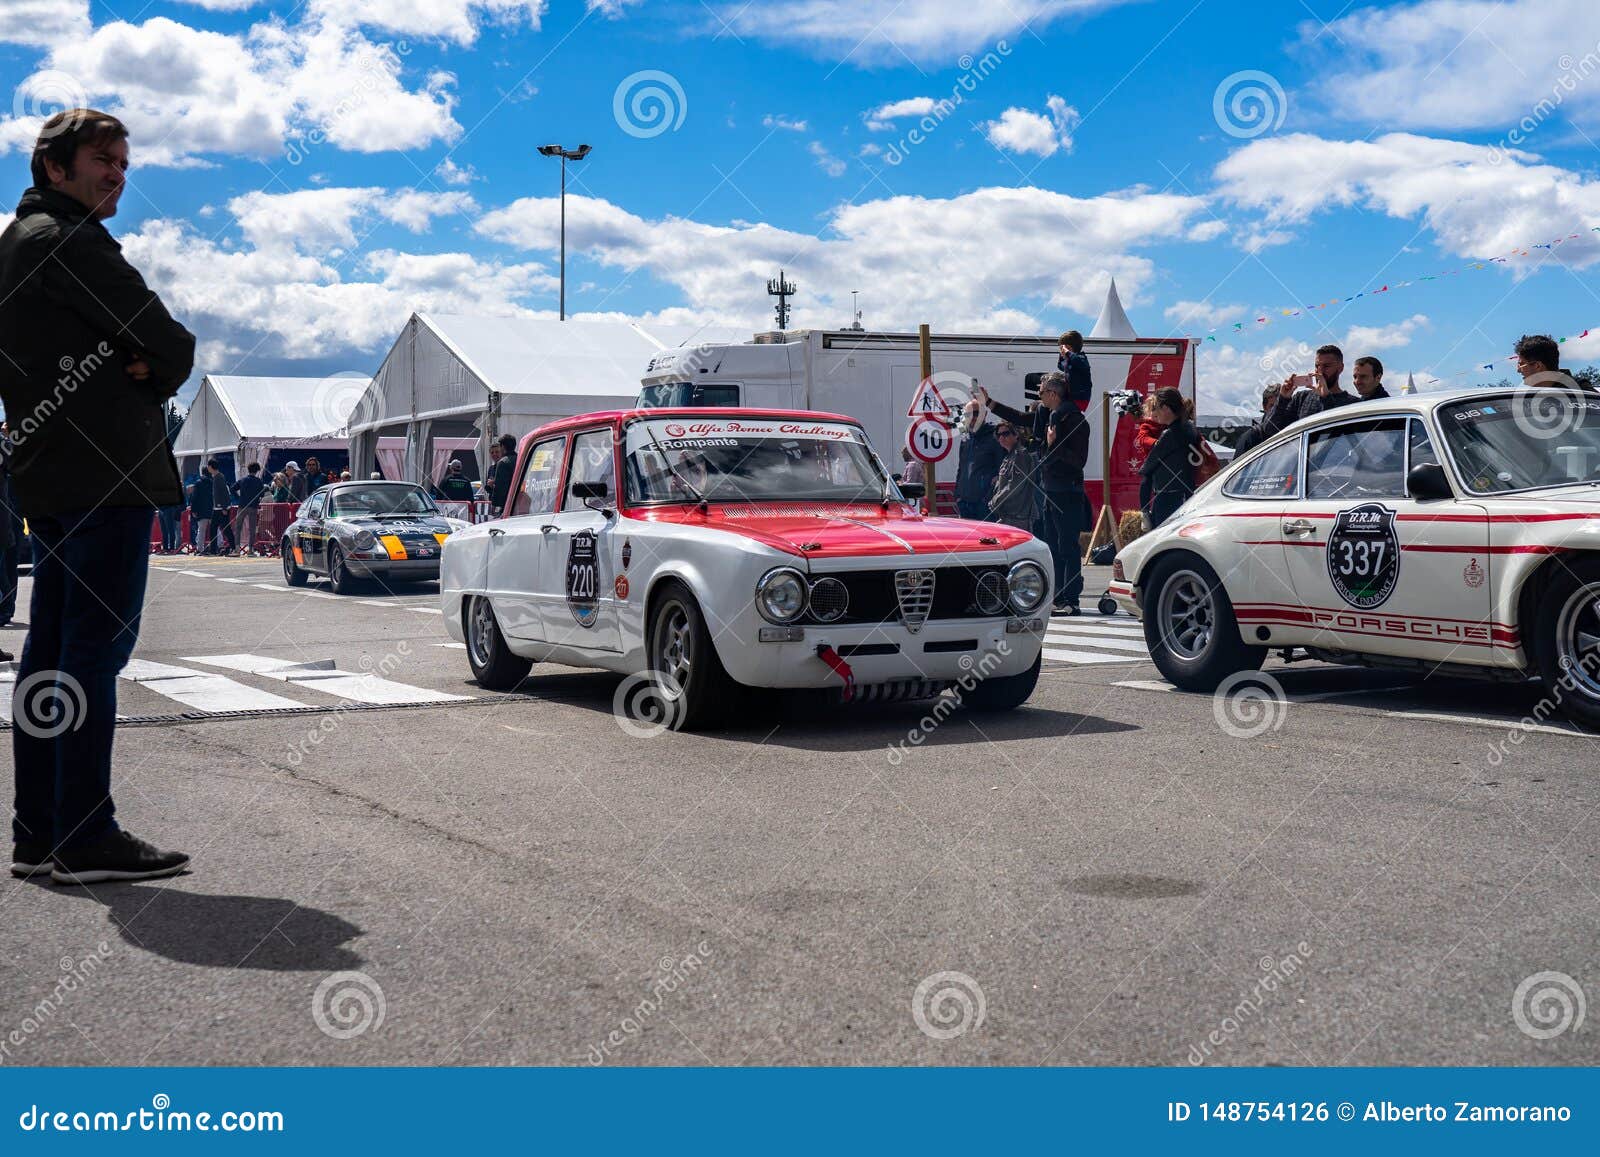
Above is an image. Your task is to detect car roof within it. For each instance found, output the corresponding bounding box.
[517,407,865,447]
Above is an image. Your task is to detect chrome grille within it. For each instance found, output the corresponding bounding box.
[894,569,936,634]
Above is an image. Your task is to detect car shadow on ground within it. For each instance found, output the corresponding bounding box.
[36,881,366,971]
[495,669,1140,752]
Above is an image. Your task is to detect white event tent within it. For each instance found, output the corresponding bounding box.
[172,374,371,477]
[346,314,747,484]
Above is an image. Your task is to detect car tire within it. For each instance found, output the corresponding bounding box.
[647,580,739,731]
[961,652,1042,712]
[282,539,307,586]
[465,595,533,691]
[327,544,359,595]
[1533,556,1600,730]
[1142,553,1265,692]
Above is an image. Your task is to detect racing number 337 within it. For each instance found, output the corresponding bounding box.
[1327,503,1400,609]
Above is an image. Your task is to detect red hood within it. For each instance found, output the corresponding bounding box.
[627,502,1033,558]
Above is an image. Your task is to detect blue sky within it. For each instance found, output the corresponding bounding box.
[4,0,1600,413]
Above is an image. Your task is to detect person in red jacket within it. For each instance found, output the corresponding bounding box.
[1129,393,1162,471]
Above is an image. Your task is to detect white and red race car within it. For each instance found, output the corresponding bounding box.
[1112,387,1600,727]
[440,409,1053,729]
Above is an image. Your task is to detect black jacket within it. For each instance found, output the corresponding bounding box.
[986,398,1089,491]
[187,473,214,517]
[955,423,1006,505]
[1261,386,1357,439]
[1356,384,1392,402]
[233,473,266,509]
[0,187,194,517]
[1140,419,1201,508]
[490,455,515,511]
[1058,351,1093,406]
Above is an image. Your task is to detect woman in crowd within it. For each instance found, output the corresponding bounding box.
[1139,386,1203,528]
[985,422,1038,532]
[269,472,292,503]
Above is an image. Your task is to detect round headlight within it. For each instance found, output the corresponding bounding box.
[808,577,849,623]
[1007,560,1049,613]
[353,530,377,551]
[755,567,807,623]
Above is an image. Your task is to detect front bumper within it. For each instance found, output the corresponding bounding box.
[721,616,1046,689]
[345,557,442,580]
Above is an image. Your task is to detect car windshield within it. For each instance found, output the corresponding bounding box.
[327,484,437,517]
[637,383,694,408]
[1438,391,1600,493]
[623,417,891,504]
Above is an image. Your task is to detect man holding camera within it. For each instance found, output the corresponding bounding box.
[977,374,1089,614]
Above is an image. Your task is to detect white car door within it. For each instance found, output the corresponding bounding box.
[487,434,567,641]
[1277,414,1493,660]
[1203,437,1301,626]
[537,427,623,652]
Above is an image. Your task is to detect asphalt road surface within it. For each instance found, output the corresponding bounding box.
[2,556,1596,1067]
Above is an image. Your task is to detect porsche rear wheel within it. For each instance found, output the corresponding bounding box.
[647,581,739,731]
[465,595,532,691]
[1535,557,1600,729]
[282,539,307,586]
[1143,554,1265,692]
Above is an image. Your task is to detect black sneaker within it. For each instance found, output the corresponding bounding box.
[10,842,53,878]
[1051,602,1081,616]
[50,830,190,886]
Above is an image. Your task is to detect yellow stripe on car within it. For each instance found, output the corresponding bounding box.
[379,534,407,560]
[434,532,449,546]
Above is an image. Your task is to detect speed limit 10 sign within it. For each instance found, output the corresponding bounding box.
[906,415,953,464]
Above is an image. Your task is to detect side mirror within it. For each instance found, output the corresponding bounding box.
[1407,462,1452,502]
[571,480,608,500]
[898,483,926,500]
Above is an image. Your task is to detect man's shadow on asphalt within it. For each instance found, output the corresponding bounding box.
[502,670,1140,751]
[39,881,365,971]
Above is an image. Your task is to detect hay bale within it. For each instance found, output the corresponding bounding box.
[1115,510,1146,549]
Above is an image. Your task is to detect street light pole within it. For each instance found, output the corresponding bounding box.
[537,143,592,321]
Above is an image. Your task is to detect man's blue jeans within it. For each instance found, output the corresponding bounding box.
[12,506,152,850]
[1041,486,1085,607]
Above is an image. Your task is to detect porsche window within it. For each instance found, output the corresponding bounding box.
[327,484,436,518]
[515,437,566,516]
[1222,440,1299,500]
[1305,419,1409,499]
[623,418,883,504]
[305,491,327,519]
[1441,391,1600,493]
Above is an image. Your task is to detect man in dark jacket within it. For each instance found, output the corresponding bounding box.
[953,398,1005,520]
[0,110,192,884]
[1352,356,1390,401]
[0,426,17,657]
[435,459,475,501]
[189,464,215,553]
[231,461,266,555]
[1058,330,1093,410]
[978,374,1090,613]
[1233,386,1279,457]
[208,457,235,553]
[490,433,517,514]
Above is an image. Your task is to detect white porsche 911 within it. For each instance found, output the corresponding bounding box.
[1111,387,1600,728]
[440,408,1054,729]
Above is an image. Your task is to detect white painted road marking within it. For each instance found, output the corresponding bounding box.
[119,659,304,712]
[185,654,472,705]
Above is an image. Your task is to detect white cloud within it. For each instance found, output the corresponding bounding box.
[864,96,939,131]
[226,187,476,253]
[762,114,809,132]
[808,140,846,177]
[307,0,546,46]
[1345,314,1430,353]
[1308,0,1600,132]
[0,0,90,47]
[433,157,476,185]
[1186,219,1227,242]
[717,0,1133,64]
[586,0,644,15]
[1214,132,1600,266]
[1164,299,1248,330]
[476,183,1210,331]
[0,14,464,167]
[981,95,1079,157]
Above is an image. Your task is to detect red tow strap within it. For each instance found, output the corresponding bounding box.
[815,644,855,702]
